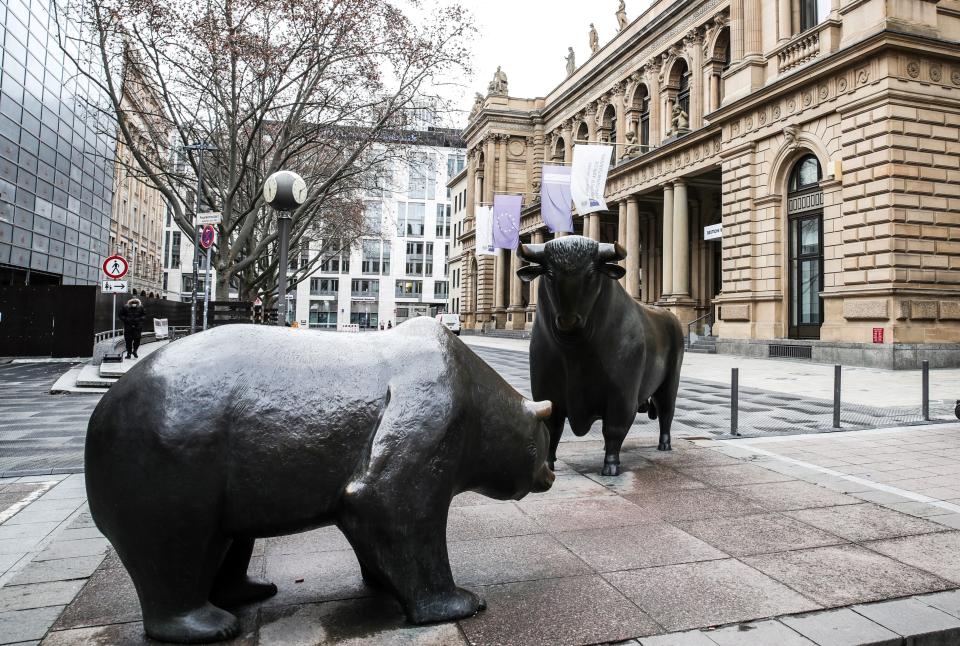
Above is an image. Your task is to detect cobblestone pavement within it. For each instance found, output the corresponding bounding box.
[0,364,100,478]
[468,343,955,441]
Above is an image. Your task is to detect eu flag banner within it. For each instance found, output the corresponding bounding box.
[571,144,613,215]
[475,205,496,256]
[492,194,522,250]
[541,165,573,233]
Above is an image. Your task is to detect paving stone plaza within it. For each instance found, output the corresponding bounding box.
[3,340,960,645]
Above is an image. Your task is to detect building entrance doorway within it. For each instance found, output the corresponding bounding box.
[787,155,824,340]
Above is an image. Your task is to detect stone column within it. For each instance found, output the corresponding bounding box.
[709,73,720,112]
[583,214,593,239]
[525,136,535,197]
[615,88,627,153]
[509,247,522,307]
[778,0,792,43]
[586,107,598,143]
[645,67,662,147]
[618,201,628,246]
[662,184,674,297]
[744,0,762,58]
[484,137,496,203]
[529,230,544,308]
[730,0,744,61]
[466,150,476,220]
[626,197,640,299]
[672,179,690,297]
[562,122,573,161]
[687,32,705,129]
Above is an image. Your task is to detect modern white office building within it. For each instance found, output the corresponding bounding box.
[292,128,465,330]
[447,167,468,318]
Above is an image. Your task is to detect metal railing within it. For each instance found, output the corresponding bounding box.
[94,329,124,344]
[686,309,715,347]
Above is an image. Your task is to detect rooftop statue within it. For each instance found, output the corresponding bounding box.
[589,23,599,55]
[566,47,576,77]
[617,0,628,31]
[488,65,508,95]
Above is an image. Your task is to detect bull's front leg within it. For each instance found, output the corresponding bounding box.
[545,407,566,470]
[600,421,631,476]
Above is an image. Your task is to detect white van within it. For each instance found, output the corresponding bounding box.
[437,313,461,335]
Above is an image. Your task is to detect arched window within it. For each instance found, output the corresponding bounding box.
[576,121,589,144]
[675,60,691,117]
[552,136,565,162]
[789,154,822,191]
[601,104,617,145]
[638,85,650,146]
[787,154,824,339]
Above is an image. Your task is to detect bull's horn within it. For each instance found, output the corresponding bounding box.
[517,243,546,263]
[598,242,627,262]
[524,399,553,419]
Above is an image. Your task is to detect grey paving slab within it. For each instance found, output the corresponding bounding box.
[727,480,862,511]
[518,473,615,502]
[446,503,541,541]
[674,513,846,557]
[449,533,590,586]
[261,548,369,607]
[0,605,65,644]
[705,619,816,645]
[786,503,949,542]
[605,558,820,632]
[866,532,960,584]
[922,589,960,620]
[553,522,725,572]
[33,538,108,563]
[50,565,139,630]
[638,630,717,645]
[43,606,260,645]
[9,556,107,586]
[623,488,768,522]
[460,574,660,646]
[743,544,953,607]
[583,464,708,494]
[0,581,85,613]
[681,463,795,487]
[516,495,653,532]
[779,608,901,646]
[263,526,352,556]
[853,597,960,642]
[259,596,466,645]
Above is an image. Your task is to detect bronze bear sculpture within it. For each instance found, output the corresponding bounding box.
[517,236,684,476]
[85,318,555,643]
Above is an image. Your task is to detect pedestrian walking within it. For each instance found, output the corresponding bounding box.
[387,320,393,329]
[118,297,147,359]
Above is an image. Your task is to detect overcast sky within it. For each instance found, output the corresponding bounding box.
[445,0,654,127]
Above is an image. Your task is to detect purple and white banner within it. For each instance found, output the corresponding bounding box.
[492,194,522,250]
[475,205,496,256]
[540,165,573,233]
[571,144,613,215]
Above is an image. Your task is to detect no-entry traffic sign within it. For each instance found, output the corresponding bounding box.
[200,225,216,250]
[103,255,128,279]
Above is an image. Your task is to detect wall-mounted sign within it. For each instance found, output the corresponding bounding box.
[873,327,884,344]
[197,212,221,226]
[101,280,129,294]
[704,223,723,240]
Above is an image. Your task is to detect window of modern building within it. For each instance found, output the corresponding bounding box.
[396,202,425,237]
[350,300,378,329]
[351,278,379,298]
[309,277,338,296]
[309,300,337,328]
[435,204,450,237]
[321,242,350,273]
[396,279,422,298]
[365,202,382,235]
[170,231,181,269]
[408,152,426,199]
[434,280,448,299]
[362,239,382,274]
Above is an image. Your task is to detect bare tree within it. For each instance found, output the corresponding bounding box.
[56,0,473,299]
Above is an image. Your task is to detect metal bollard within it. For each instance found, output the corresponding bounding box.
[833,364,841,429]
[922,360,929,422]
[731,367,740,436]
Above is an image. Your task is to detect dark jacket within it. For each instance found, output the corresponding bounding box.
[119,300,147,330]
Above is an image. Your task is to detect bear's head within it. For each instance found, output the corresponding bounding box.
[468,397,555,501]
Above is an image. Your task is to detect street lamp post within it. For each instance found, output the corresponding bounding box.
[183,141,217,334]
[263,171,308,326]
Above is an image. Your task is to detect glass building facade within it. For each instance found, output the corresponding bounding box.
[0,0,114,285]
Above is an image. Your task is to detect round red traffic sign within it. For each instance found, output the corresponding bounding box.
[102,255,128,279]
[200,225,215,250]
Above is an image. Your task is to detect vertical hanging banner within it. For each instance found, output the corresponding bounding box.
[540,165,574,233]
[570,145,613,215]
[475,205,496,256]
[492,194,522,250]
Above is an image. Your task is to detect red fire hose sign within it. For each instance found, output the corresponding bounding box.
[102,255,128,279]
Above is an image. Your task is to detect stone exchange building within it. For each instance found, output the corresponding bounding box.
[460,0,960,368]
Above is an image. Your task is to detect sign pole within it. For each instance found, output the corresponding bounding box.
[203,245,212,331]
[112,293,116,334]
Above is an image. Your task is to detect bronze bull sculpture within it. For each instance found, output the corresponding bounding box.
[518,235,684,476]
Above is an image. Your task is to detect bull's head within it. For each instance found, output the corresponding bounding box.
[516,236,626,335]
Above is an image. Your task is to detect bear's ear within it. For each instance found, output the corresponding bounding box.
[599,263,626,280]
[517,264,546,283]
[524,399,552,419]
